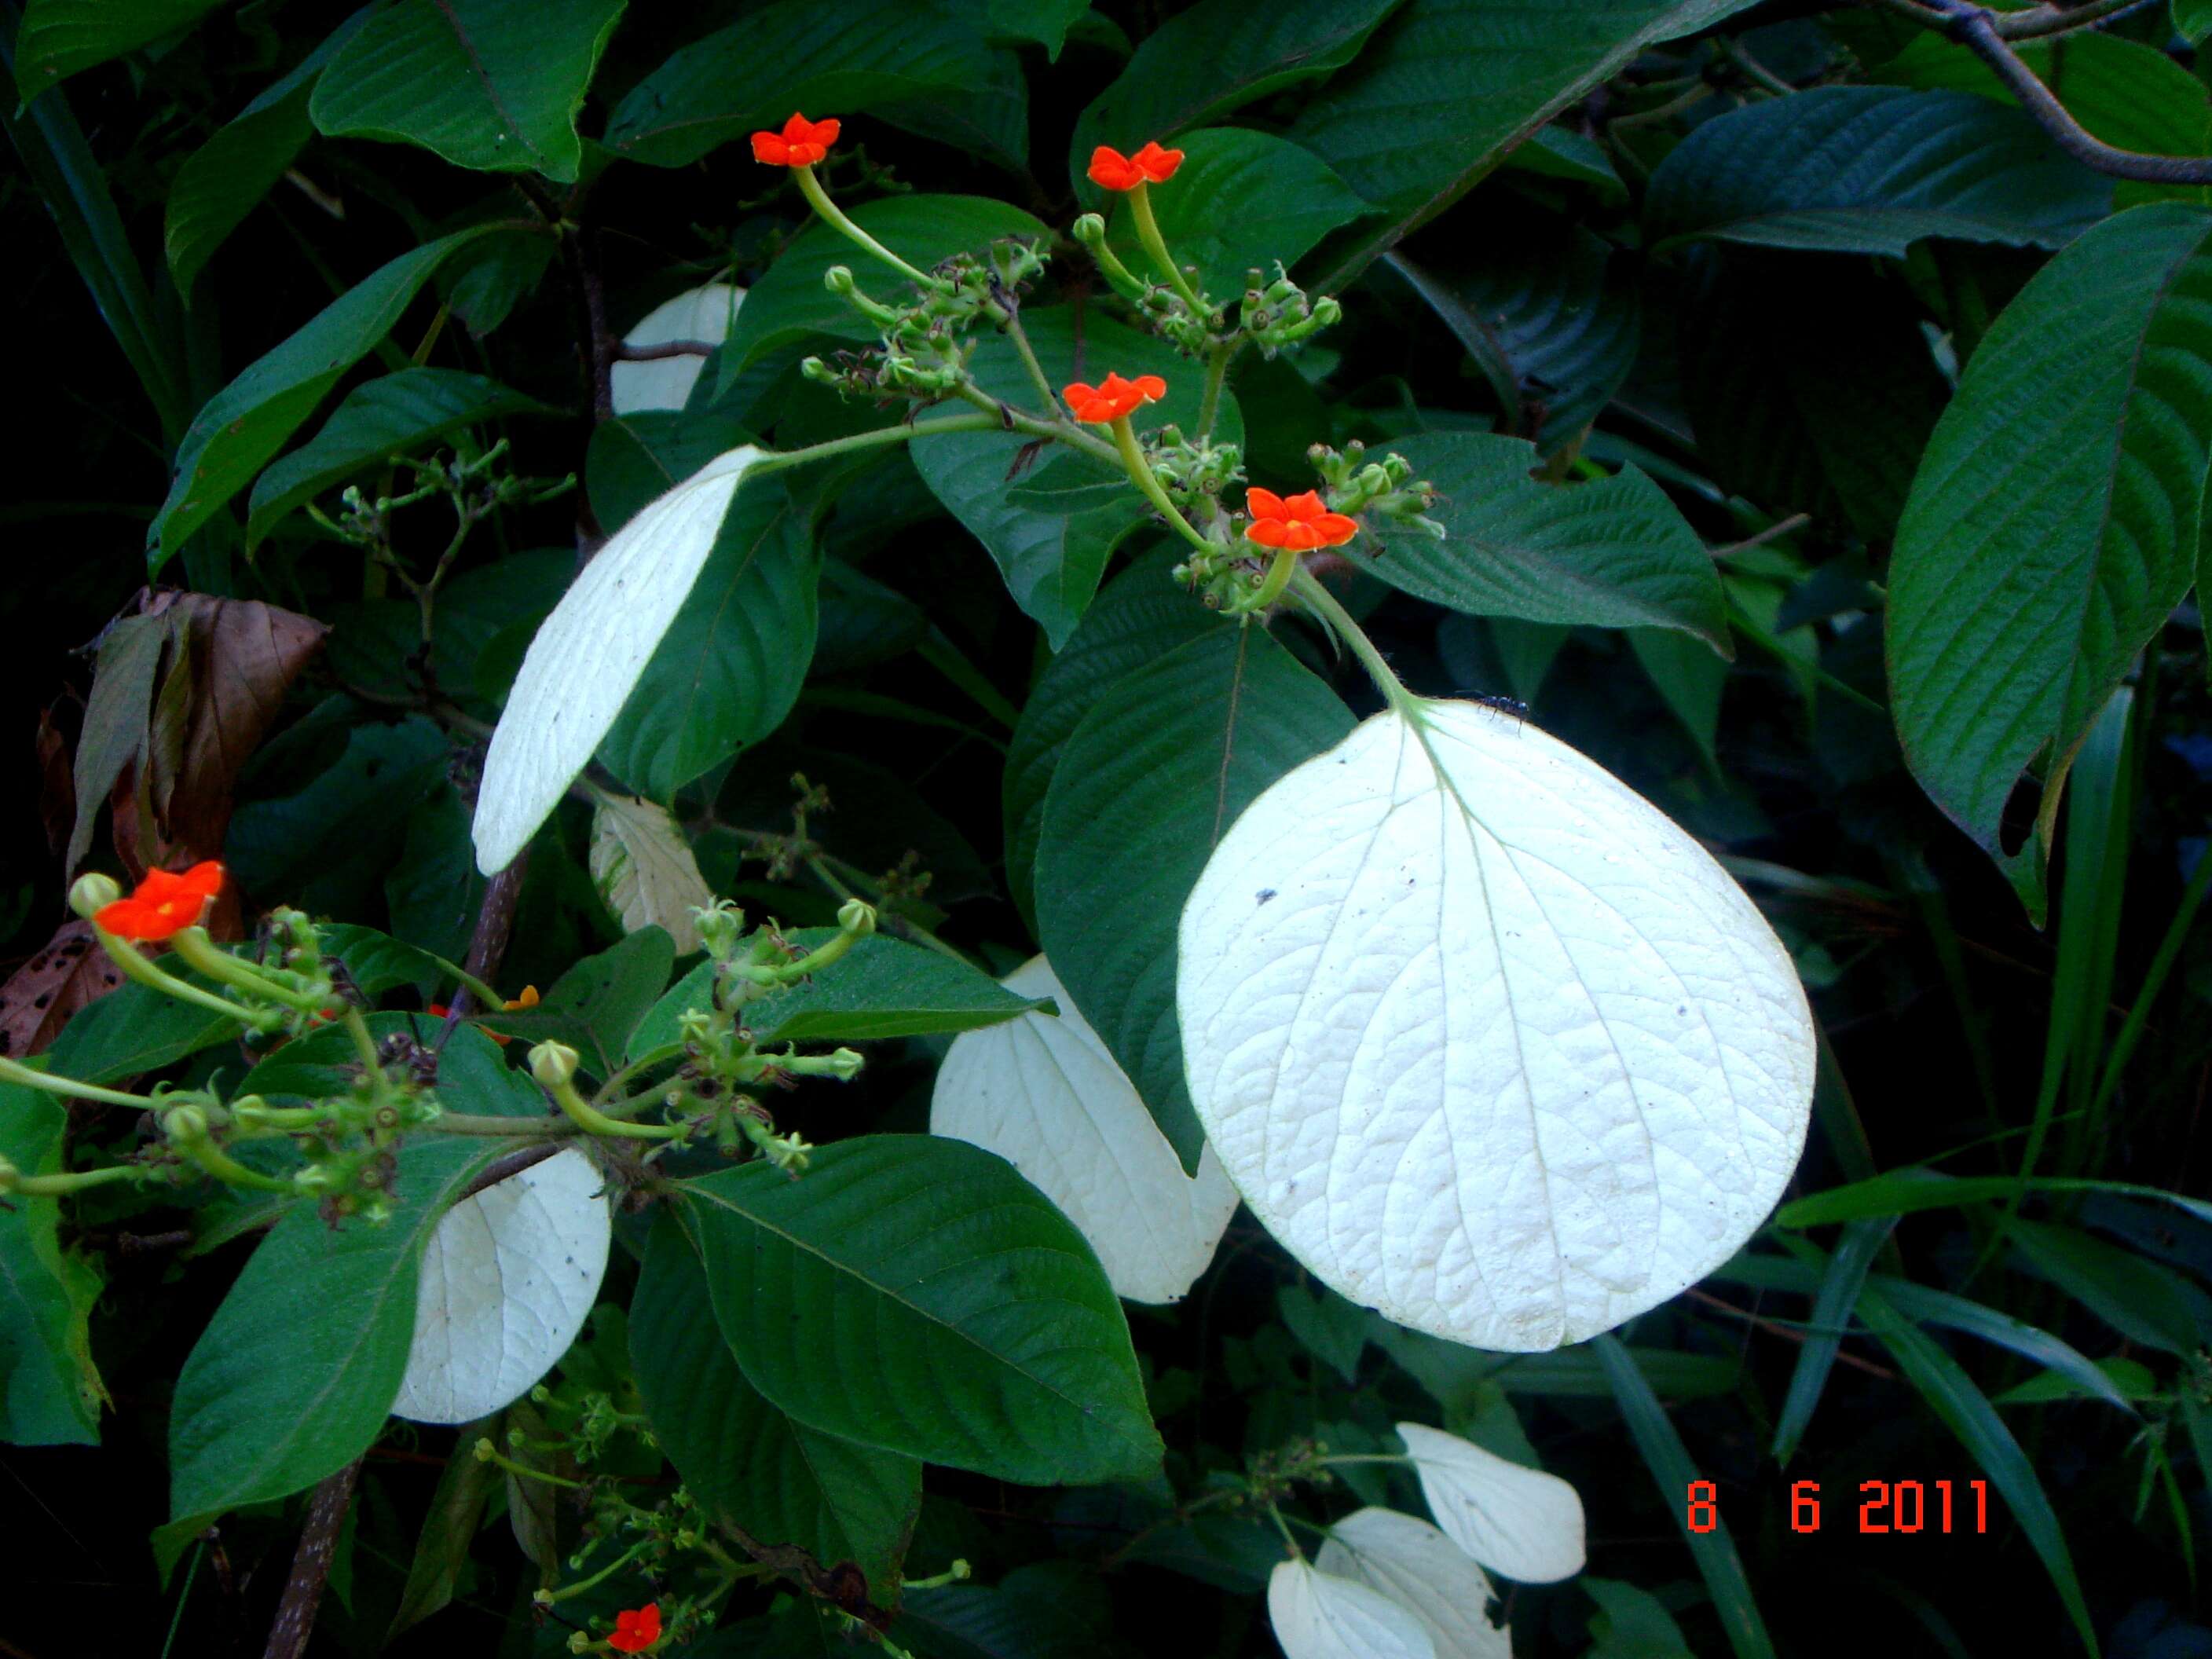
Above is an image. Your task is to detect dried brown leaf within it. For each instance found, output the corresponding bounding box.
[0,920,125,1059]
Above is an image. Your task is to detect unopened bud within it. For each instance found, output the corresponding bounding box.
[163,1104,210,1143]
[823,1047,863,1081]
[837,899,877,938]
[1071,212,1107,246]
[529,1041,580,1089]
[824,265,855,295]
[68,873,123,919]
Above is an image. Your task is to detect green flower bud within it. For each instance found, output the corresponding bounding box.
[837,899,877,937]
[68,872,123,919]
[529,1041,580,1089]
[824,265,856,295]
[1071,212,1108,247]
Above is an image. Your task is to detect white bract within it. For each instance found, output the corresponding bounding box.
[1177,699,1815,1351]
[472,445,767,873]
[1396,1422,1584,1584]
[391,1148,611,1424]
[1316,1507,1510,1659]
[610,281,744,415]
[931,955,1240,1304]
[1269,1555,1436,1659]
[589,791,713,953]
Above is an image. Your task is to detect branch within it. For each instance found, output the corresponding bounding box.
[442,852,529,1039]
[1872,0,2212,184]
[262,1459,362,1659]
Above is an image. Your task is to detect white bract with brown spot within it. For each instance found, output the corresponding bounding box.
[1177,699,1815,1352]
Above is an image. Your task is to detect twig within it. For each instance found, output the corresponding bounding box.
[454,1141,566,1203]
[1684,1287,1898,1379]
[262,1459,361,1659]
[442,854,529,1042]
[1874,0,2212,183]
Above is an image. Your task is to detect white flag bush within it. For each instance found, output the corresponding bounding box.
[1177,699,1816,1352]
[391,1148,612,1424]
[1396,1422,1586,1584]
[1269,1555,1437,1659]
[472,445,767,873]
[610,280,744,415]
[1315,1507,1510,1659]
[932,955,1240,1304]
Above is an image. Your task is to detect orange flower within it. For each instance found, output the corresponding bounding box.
[93,861,225,943]
[428,985,539,1046]
[1243,488,1359,551]
[751,112,840,167]
[1062,371,1167,424]
[608,1603,661,1654]
[1088,141,1184,191]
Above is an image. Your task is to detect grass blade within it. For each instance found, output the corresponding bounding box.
[1771,1217,1893,1463]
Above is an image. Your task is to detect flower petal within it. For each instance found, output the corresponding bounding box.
[1317,1508,1509,1659]
[1247,486,1287,519]
[1396,1423,1586,1582]
[1269,1557,1436,1659]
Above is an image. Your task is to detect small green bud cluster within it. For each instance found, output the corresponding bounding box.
[1308,441,1444,538]
[804,236,1051,405]
[1240,266,1341,357]
[1144,426,1245,510]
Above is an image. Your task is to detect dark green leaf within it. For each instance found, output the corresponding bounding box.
[309,0,627,184]
[247,368,555,548]
[593,474,819,800]
[911,306,1239,647]
[632,1214,920,1596]
[1586,1577,1697,1658]
[605,0,1024,171]
[1771,1218,1893,1465]
[2005,1217,2212,1356]
[386,786,489,964]
[1889,205,2212,895]
[42,976,236,1085]
[1035,627,1353,1170]
[478,927,675,1075]
[1002,552,1225,928]
[1348,432,1730,650]
[1295,0,1764,288]
[148,226,502,569]
[984,0,1090,59]
[679,1135,1161,1485]
[388,1415,500,1638]
[14,0,223,94]
[317,923,449,1002]
[1646,87,2108,256]
[0,1082,104,1445]
[1276,1283,1369,1385]
[168,1136,493,1518]
[586,408,756,533]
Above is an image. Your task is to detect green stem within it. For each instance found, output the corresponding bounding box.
[0,1160,146,1197]
[476,1438,590,1490]
[950,381,1121,466]
[172,1131,300,1194]
[749,411,1008,480]
[1265,1503,1304,1561]
[548,1075,690,1141]
[1109,416,1213,553]
[2088,832,2212,1122]
[995,306,1060,414]
[1196,342,1235,440]
[342,1007,383,1074]
[793,165,947,291]
[432,1113,572,1137]
[1286,567,1423,720]
[536,1538,652,1603]
[1232,546,1299,616]
[1126,183,1204,312]
[0,1053,157,1110]
[92,928,255,1025]
[169,928,326,1013]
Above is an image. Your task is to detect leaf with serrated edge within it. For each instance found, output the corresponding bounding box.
[1177,700,1813,1350]
[1395,1422,1584,1582]
[473,445,767,873]
[590,793,711,954]
[932,956,1241,1305]
[1269,1556,1437,1659]
[612,282,745,416]
[391,1148,610,1424]
[1316,1507,1508,1659]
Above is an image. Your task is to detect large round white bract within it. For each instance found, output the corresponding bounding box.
[1396,1422,1585,1584]
[392,1148,612,1424]
[472,445,767,873]
[1177,700,1814,1352]
[1315,1507,1508,1659]
[1269,1556,1437,1659]
[610,281,745,415]
[932,955,1240,1305]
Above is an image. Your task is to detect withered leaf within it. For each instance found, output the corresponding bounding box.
[35,702,75,859]
[0,920,125,1059]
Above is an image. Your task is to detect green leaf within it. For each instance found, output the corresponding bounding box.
[1347,432,1729,650]
[478,927,675,1076]
[1003,552,1225,928]
[985,0,1090,59]
[1101,127,1370,298]
[1776,1167,2212,1231]
[1277,1283,1370,1385]
[148,225,503,569]
[1889,204,2212,895]
[388,1415,500,1638]
[1384,207,1640,452]
[1593,1334,1776,1659]
[586,408,756,533]
[317,923,450,1002]
[713,196,1047,389]
[13,0,223,95]
[591,473,819,800]
[2005,1217,2212,1357]
[2179,0,2212,48]
[605,0,1024,171]
[1585,1578,1697,1659]
[1645,86,2108,256]
[0,1082,105,1445]
[168,1136,493,1519]
[632,1214,920,1596]
[679,1135,1160,1485]
[41,976,235,1085]
[1035,627,1353,1171]
[1853,1283,2100,1656]
[1070,0,1408,199]
[628,935,1048,1060]
[247,368,555,548]
[165,14,368,293]
[1771,1218,1892,1465]
[309,0,626,183]
[1295,0,1764,288]
[911,305,1239,647]
[1992,1354,2161,1407]
[1677,248,1949,541]
[387,786,489,963]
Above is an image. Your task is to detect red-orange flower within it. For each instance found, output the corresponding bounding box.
[751,112,840,167]
[608,1603,661,1654]
[428,985,539,1046]
[1062,371,1166,424]
[1243,488,1359,551]
[93,861,225,943]
[1088,141,1185,191]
